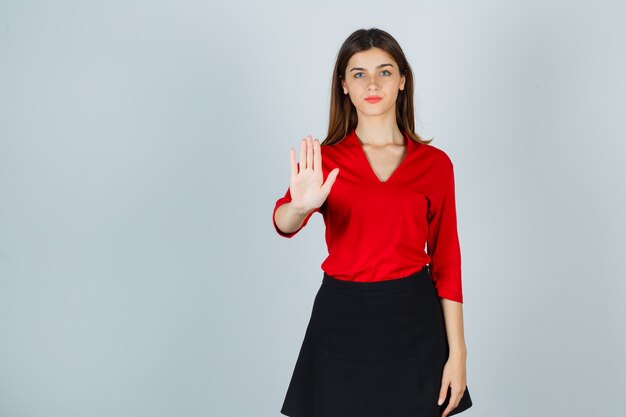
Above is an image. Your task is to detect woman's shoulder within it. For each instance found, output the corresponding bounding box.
[319,133,353,155]
[414,140,454,170]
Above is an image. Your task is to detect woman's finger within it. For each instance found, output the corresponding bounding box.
[313,138,321,173]
[289,147,297,179]
[321,167,340,195]
[437,381,449,408]
[299,138,307,172]
[306,135,313,171]
[442,386,464,417]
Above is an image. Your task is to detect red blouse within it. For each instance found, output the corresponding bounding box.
[272,129,464,303]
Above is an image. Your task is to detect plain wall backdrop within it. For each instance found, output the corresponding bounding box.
[1,1,625,416]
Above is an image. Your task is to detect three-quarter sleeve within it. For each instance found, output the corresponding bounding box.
[426,162,464,303]
[272,186,320,238]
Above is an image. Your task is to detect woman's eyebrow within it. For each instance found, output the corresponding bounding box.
[349,63,394,72]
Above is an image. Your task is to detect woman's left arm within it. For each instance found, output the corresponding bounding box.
[426,157,468,416]
[438,298,468,417]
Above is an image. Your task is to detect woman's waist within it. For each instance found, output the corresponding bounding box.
[321,264,431,293]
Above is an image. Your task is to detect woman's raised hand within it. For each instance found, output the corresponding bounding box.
[288,135,340,214]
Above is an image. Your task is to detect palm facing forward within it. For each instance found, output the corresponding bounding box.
[288,135,340,214]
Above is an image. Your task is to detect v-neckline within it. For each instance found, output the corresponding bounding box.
[349,129,413,184]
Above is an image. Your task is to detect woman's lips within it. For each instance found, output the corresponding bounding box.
[365,96,382,103]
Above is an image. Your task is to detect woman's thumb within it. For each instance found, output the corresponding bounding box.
[321,168,340,195]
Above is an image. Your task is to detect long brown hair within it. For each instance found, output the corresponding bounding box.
[322,27,433,146]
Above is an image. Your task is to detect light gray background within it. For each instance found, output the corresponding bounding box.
[1,1,624,416]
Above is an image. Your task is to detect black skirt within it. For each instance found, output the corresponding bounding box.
[280,265,473,417]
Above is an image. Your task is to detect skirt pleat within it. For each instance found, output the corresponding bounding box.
[280,265,473,417]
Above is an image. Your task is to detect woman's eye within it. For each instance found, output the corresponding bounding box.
[354,70,392,78]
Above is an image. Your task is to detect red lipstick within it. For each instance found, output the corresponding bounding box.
[365,96,382,103]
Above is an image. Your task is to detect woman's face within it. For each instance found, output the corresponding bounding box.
[341,47,406,118]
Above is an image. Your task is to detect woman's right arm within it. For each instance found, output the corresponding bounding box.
[271,135,339,238]
[274,202,317,236]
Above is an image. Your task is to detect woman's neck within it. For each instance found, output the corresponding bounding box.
[354,123,404,147]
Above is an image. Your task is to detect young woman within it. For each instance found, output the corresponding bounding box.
[272,28,473,417]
